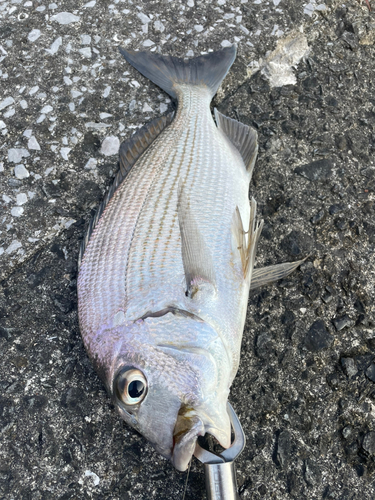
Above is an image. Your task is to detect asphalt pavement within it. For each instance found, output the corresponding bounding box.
[0,0,375,498]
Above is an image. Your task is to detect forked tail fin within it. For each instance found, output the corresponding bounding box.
[119,45,237,100]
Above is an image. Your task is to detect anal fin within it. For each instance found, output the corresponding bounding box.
[178,182,216,299]
[214,108,258,177]
[251,258,307,290]
[232,199,263,285]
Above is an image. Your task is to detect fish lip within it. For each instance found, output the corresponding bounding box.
[171,412,232,471]
[172,416,205,471]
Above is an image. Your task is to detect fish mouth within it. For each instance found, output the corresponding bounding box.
[171,406,231,471]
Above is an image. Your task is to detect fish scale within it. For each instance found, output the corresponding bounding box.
[126,93,224,304]
[78,45,305,472]
[124,91,248,327]
[79,119,181,333]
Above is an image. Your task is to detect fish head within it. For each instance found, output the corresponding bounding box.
[106,315,233,471]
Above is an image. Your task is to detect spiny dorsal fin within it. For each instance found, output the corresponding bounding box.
[251,257,307,290]
[214,108,258,176]
[78,113,173,268]
[231,199,263,284]
[119,45,236,100]
[119,113,173,176]
[177,181,216,299]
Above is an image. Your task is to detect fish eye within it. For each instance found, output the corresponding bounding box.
[115,368,147,406]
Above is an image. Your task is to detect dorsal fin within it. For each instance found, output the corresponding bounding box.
[214,108,258,176]
[119,112,173,176]
[78,113,173,268]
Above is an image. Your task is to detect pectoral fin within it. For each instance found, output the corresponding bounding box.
[251,258,307,290]
[178,182,216,298]
[232,199,263,285]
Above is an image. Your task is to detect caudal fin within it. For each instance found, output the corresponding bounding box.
[119,45,236,100]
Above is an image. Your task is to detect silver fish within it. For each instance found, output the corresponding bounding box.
[77,45,303,471]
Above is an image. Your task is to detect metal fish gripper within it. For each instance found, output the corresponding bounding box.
[194,403,245,500]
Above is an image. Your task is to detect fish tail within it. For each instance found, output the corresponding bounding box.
[119,45,236,100]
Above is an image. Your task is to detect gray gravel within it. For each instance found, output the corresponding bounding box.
[1,0,375,499]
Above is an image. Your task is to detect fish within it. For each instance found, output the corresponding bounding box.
[77,45,304,472]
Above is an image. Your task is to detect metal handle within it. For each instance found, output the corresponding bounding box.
[204,461,240,500]
[194,403,245,500]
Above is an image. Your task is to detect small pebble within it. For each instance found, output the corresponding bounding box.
[28,136,41,150]
[342,426,352,439]
[51,12,80,25]
[16,193,28,205]
[329,204,344,215]
[362,432,375,456]
[311,210,325,225]
[101,136,120,156]
[6,240,22,254]
[365,363,375,383]
[85,122,111,130]
[60,148,71,160]
[84,158,97,170]
[295,159,333,181]
[28,29,41,42]
[29,86,39,95]
[154,20,165,32]
[160,103,168,113]
[0,96,15,111]
[332,315,354,331]
[84,470,100,486]
[341,358,358,378]
[79,47,92,58]
[41,105,53,114]
[81,35,91,45]
[14,164,30,179]
[45,37,62,56]
[11,207,24,217]
[304,320,333,352]
[8,148,30,163]
[103,86,111,98]
[137,12,151,24]
[4,108,15,118]
[9,179,22,187]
